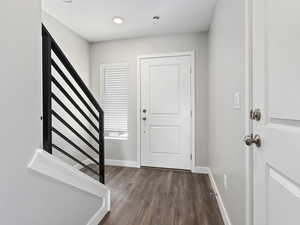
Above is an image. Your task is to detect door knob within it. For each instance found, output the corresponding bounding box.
[142,117,147,121]
[244,134,262,147]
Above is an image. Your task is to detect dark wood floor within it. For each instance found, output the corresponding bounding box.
[83,165,224,225]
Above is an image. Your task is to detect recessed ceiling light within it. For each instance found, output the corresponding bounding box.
[113,17,124,25]
[63,0,72,3]
[153,16,160,20]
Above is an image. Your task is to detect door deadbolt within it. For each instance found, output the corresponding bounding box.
[250,109,261,121]
[142,109,147,113]
[244,134,262,147]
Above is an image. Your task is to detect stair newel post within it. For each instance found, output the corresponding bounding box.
[42,26,52,154]
[99,109,105,184]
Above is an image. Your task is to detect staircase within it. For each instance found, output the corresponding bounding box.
[25,25,110,224]
[42,24,105,183]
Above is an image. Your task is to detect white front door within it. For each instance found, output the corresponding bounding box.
[140,55,192,170]
[253,0,300,224]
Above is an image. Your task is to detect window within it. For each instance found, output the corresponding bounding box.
[100,63,128,140]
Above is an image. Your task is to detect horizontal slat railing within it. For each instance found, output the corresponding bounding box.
[42,24,104,184]
[52,127,99,165]
[43,26,102,113]
[51,94,100,144]
[51,75,99,132]
[52,110,100,154]
[52,144,100,176]
[51,59,99,121]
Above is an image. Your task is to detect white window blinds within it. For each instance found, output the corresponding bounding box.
[100,63,128,133]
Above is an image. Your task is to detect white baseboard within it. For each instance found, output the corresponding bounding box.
[208,168,232,225]
[105,159,140,168]
[192,166,210,174]
[73,157,140,170]
[28,149,110,225]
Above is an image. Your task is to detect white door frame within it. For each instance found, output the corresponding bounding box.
[245,0,254,225]
[136,51,196,170]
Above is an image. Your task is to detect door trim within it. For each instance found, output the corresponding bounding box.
[245,0,254,225]
[136,51,195,170]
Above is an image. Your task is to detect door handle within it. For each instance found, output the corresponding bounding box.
[244,134,262,147]
[142,117,147,121]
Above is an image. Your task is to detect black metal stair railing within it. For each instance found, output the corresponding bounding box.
[42,24,104,183]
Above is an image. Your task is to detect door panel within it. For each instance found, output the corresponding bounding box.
[253,0,300,224]
[150,65,180,114]
[267,0,300,120]
[140,55,191,170]
[268,169,300,225]
[149,126,180,154]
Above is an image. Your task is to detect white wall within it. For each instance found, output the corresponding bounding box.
[208,0,246,225]
[0,1,100,224]
[42,12,97,164]
[42,11,90,85]
[90,32,209,167]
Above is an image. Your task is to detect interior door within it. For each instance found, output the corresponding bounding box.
[140,55,191,170]
[252,0,300,224]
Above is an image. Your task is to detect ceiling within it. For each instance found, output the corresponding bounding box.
[42,0,217,42]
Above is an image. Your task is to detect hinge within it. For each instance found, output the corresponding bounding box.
[190,154,192,160]
[190,65,192,74]
[190,110,192,117]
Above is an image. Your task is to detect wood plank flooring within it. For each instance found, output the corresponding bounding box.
[83,165,224,225]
